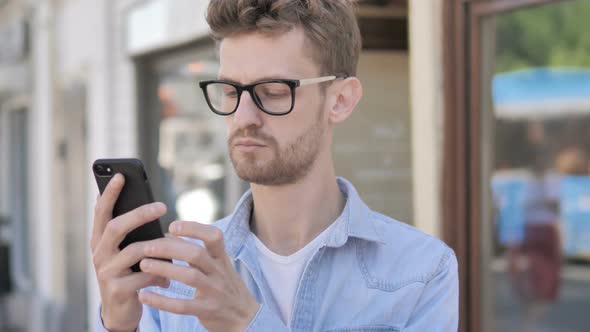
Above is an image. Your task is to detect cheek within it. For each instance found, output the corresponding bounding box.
[275,118,315,147]
[225,117,240,139]
[225,118,232,136]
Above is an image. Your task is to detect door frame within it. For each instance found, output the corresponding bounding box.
[442,1,566,331]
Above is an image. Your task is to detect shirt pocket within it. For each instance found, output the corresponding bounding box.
[325,325,400,332]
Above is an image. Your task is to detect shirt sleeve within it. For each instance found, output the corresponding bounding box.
[95,303,161,332]
[403,248,459,332]
[243,303,289,332]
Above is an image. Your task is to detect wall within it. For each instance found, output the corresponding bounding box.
[334,51,413,224]
[409,0,445,237]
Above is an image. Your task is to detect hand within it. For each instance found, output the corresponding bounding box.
[90,174,170,332]
[137,221,260,332]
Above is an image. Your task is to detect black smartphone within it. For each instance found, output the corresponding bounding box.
[93,158,168,272]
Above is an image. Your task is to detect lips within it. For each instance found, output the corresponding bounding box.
[233,139,266,147]
[232,138,267,152]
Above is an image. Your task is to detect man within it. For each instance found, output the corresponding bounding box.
[92,1,458,331]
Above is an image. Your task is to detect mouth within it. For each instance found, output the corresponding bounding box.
[233,139,267,152]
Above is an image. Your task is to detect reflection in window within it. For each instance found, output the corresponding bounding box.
[484,1,590,331]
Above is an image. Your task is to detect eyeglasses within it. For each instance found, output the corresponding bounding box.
[198,75,347,116]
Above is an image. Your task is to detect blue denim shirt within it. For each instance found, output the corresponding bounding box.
[97,177,458,332]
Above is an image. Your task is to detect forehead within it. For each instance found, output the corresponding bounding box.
[218,28,320,82]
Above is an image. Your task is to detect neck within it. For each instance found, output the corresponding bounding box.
[249,156,345,256]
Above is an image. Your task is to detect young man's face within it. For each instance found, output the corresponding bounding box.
[219,28,329,186]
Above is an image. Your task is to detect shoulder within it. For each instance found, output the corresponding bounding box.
[359,210,457,289]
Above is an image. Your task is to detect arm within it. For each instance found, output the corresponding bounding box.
[404,248,459,332]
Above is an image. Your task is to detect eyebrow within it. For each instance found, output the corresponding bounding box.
[217,75,298,84]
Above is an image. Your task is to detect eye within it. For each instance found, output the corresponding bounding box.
[222,86,238,98]
[262,90,289,98]
[255,83,291,99]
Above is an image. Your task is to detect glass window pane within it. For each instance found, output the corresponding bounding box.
[7,109,30,288]
[205,83,238,114]
[254,82,292,114]
[148,48,246,226]
[480,1,590,331]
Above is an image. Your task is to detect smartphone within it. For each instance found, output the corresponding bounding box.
[93,158,168,272]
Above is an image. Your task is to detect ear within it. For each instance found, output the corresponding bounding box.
[328,77,363,124]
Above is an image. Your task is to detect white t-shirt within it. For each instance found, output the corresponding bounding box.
[252,223,334,326]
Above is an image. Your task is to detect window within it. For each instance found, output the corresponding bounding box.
[138,45,247,228]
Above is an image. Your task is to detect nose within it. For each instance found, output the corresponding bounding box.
[231,90,263,129]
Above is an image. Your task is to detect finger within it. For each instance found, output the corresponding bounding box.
[100,241,153,278]
[140,258,207,289]
[144,238,216,274]
[138,291,202,316]
[109,272,169,298]
[91,174,125,249]
[169,221,226,259]
[99,202,167,252]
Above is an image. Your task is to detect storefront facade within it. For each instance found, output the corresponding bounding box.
[13,1,590,331]
[3,0,458,331]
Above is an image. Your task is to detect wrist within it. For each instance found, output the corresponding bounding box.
[100,308,137,332]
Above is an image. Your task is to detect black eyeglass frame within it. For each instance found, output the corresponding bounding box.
[198,75,347,116]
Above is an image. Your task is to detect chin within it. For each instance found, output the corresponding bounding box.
[234,163,271,184]
[235,164,310,187]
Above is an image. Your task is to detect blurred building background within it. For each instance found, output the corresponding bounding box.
[0,0,588,331]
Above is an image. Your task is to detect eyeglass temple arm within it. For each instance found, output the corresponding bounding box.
[298,75,347,86]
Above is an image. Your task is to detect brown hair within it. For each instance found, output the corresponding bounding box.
[206,0,362,76]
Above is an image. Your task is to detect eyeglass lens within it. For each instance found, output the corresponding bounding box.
[205,82,293,114]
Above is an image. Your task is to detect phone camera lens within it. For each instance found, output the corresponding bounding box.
[94,164,112,176]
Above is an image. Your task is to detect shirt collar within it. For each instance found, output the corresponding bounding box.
[223,177,385,259]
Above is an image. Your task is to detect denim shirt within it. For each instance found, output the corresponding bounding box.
[97,177,458,332]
